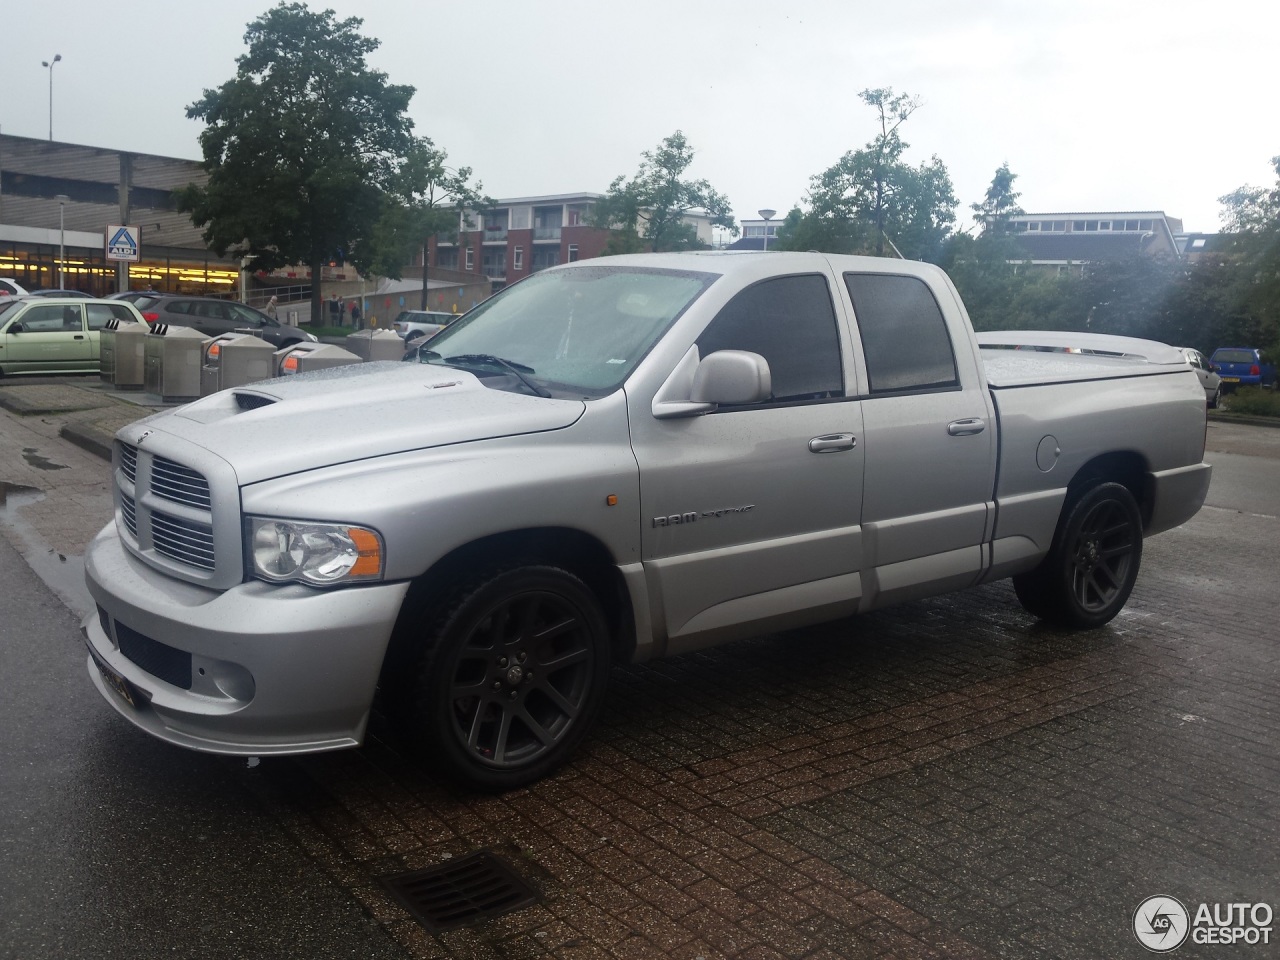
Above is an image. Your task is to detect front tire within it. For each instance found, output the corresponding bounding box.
[406,565,611,790]
[1013,482,1143,629]
[1209,384,1221,409]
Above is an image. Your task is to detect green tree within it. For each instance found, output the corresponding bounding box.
[591,131,737,253]
[943,164,1030,328]
[371,136,490,309]
[1217,155,1280,361]
[971,161,1023,236]
[178,3,414,322]
[778,88,957,262]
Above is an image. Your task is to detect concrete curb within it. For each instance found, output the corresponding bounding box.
[1208,411,1280,429]
[0,390,104,417]
[59,421,116,462]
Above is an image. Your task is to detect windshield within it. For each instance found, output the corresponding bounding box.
[417,265,716,398]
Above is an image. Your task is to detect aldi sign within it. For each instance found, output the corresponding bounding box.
[105,225,141,262]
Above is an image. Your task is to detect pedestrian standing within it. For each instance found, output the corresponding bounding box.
[350,301,362,330]
[329,293,341,326]
[265,295,278,320]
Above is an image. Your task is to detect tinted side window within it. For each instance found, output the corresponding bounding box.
[696,274,843,402]
[844,273,958,394]
[165,300,192,315]
[87,304,115,330]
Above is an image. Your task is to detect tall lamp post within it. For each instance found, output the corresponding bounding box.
[41,54,62,141]
[758,208,776,252]
[55,194,70,288]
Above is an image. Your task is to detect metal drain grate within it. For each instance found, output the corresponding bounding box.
[378,850,539,932]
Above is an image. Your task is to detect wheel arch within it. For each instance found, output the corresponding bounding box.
[1065,450,1153,529]
[380,527,635,686]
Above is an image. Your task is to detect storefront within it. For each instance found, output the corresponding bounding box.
[0,133,241,297]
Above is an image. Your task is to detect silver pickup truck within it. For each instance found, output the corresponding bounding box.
[83,252,1212,789]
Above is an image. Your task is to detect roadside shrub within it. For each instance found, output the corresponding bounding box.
[1224,386,1280,417]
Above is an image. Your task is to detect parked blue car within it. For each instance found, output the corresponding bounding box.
[1209,347,1276,391]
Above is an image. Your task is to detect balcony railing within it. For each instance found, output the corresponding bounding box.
[482,265,507,278]
[533,227,562,241]
[483,229,507,242]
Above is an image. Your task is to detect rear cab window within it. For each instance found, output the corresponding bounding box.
[844,273,959,395]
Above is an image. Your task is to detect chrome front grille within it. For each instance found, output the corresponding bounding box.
[121,493,137,537]
[150,511,216,570]
[120,443,138,483]
[151,456,212,509]
[115,438,230,584]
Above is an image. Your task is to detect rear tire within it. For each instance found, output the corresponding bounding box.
[403,565,611,791]
[1013,481,1143,629]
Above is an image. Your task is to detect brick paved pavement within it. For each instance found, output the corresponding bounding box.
[1,379,1277,959]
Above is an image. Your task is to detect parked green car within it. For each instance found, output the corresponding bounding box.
[0,297,146,375]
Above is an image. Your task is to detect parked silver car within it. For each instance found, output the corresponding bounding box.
[392,309,457,341]
[1177,347,1222,407]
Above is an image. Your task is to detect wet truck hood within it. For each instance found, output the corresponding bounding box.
[122,362,586,484]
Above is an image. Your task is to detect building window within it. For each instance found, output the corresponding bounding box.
[567,244,579,263]
[437,248,458,270]
[465,248,474,272]
[1028,222,1041,232]
[1072,221,1086,231]
[532,248,559,272]
[482,249,506,278]
[514,246,524,271]
[1085,221,1098,231]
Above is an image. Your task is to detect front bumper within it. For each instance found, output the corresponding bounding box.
[83,523,410,755]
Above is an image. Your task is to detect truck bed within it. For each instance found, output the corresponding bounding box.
[976,331,1188,389]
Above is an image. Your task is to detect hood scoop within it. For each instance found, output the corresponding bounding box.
[234,392,278,411]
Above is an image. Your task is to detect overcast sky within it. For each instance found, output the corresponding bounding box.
[7,1,1277,235]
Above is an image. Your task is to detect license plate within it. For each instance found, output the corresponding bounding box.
[89,647,137,709]
[1222,377,1240,383]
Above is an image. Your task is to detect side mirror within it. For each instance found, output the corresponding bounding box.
[690,350,772,405]
[7,322,23,334]
[652,347,773,419]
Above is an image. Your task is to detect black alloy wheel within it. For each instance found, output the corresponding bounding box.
[413,566,610,790]
[1013,482,1143,629]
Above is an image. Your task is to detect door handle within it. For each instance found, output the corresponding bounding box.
[74,334,85,340]
[947,418,986,437]
[808,433,856,453]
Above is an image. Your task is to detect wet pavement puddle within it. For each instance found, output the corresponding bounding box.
[0,481,92,618]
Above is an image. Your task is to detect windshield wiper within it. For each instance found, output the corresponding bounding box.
[442,353,552,398]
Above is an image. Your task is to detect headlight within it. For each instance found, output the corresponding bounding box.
[248,518,383,586]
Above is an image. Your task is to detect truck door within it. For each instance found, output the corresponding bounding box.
[630,272,865,652]
[842,271,996,607]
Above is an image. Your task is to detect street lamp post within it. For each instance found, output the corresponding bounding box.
[41,54,62,141]
[758,208,776,252]
[55,194,69,288]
